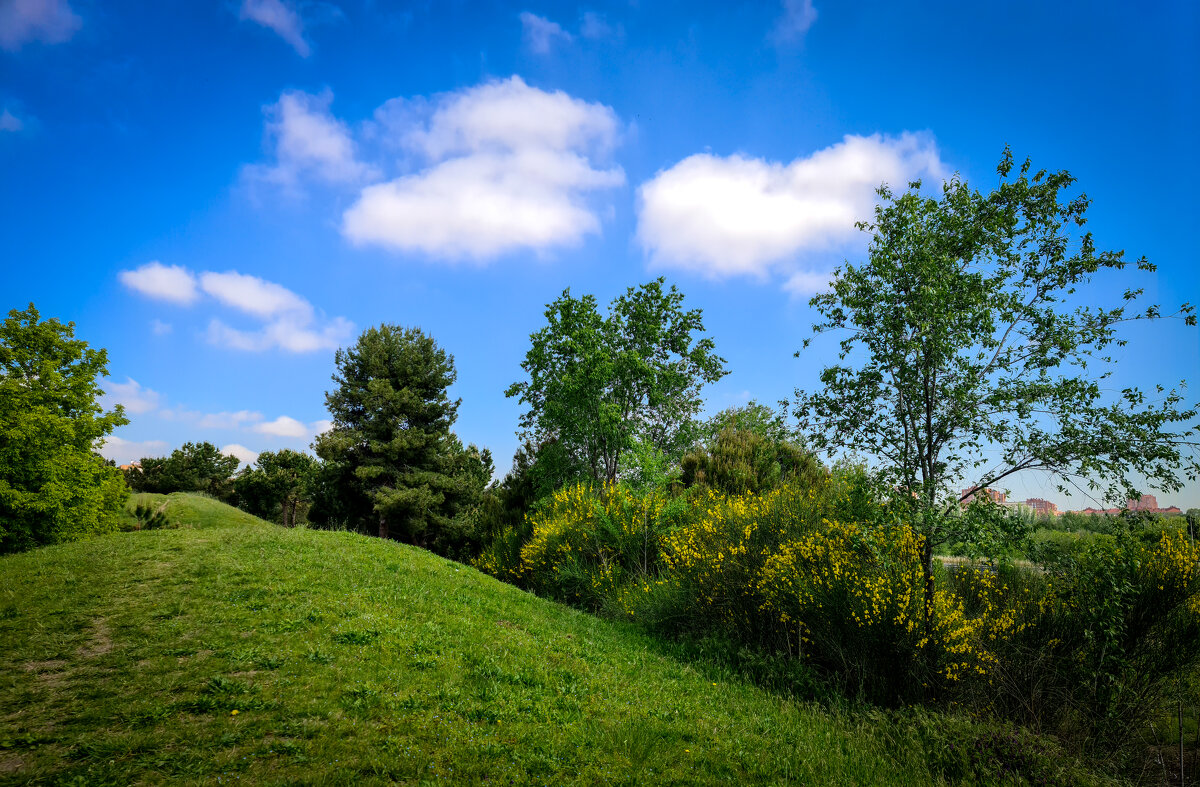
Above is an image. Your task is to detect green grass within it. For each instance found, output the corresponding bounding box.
[0,494,1113,785]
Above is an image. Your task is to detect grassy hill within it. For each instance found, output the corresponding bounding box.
[0,494,1110,785]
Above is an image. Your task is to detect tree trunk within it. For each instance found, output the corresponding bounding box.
[378,513,388,540]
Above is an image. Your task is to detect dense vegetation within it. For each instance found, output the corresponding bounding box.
[0,305,127,554]
[3,150,1198,782]
[0,493,1115,785]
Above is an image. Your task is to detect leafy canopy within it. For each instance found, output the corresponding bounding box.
[130,441,241,500]
[233,449,318,526]
[794,149,1198,558]
[507,278,728,483]
[0,304,128,553]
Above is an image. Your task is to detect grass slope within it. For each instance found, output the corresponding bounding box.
[0,494,1106,785]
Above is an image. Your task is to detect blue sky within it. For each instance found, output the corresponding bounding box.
[2,0,1197,510]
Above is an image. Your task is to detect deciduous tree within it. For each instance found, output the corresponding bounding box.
[234,449,318,526]
[507,278,728,483]
[794,149,1198,612]
[131,441,240,499]
[0,304,129,553]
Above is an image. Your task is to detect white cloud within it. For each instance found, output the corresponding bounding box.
[636,132,944,279]
[150,319,172,335]
[403,76,619,160]
[783,270,833,296]
[0,0,81,51]
[239,0,310,56]
[519,11,572,54]
[200,270,311,319]
[579,11,613,39]
[254,415,309,438]
[248,89,377,189]
[207,314,353,353]
[97,435,168,466]
[342,76,624,260]
[117,263,352,354]
[222,443,260,466]
[118,261,199,304]
[0,110,23,132]
[772,0,817,43]
[101,377,162,415]
[197,410,263,430]
[312,419,334,435]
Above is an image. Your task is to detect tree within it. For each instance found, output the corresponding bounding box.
[0,304,129,553]
[130,441,240,499]
[233,449,318,526]
[681,403,823,495]
[793,149,1198,614]
[506,278,728,484]
[312,324,489,548]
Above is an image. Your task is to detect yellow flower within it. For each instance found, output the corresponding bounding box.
[230,709,239,716]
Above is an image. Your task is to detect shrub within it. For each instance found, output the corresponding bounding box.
[983,527,1200,750]
[516,483,668,612]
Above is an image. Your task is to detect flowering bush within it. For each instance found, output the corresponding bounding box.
[477,472,1200,742]
[513,483,669,611]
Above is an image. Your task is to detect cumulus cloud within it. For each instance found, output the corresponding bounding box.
[342,76,624,260]
[118,263,352,353]
[247,89,377,189]
[101,378,162,415]
[222,443,261,466]
[200,271,310,319]
[519,11,572,53]
[636,132,944,279]
[197,410,263,430]
[97,435,168,466]
[772,0,817,42]
[254,415,309,438]
[118,261,199,304]
[0,0,81,51]
[0,110,23,132]
[239,0,310,56]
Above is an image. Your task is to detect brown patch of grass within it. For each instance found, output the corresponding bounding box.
[0,754,26,775]
[77,619,113,658]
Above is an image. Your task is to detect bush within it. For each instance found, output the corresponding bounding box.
[478,467,1200,750]
[515,483,670,612]
[981,527,1200,750]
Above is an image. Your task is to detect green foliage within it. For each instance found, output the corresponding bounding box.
[0,492,1099,786]
[984,528,1200,750]
[311,324,489,553]
[0,304,129,553]
[233,449,318,526]
[513,483,670,612]
[681,414,823,498]
[129,441,240,499]
[132,501,168,530]
[507,278,728,483]
[794,148,1198,611]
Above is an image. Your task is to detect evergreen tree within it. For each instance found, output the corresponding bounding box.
[312,325,489,548]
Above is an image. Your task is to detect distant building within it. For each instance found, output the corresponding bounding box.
[1024,498,1058,516]
[1126,494,1159,511]
[118,461,142,472]
[1073,495,1182,516]
[961,487,1006,505]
